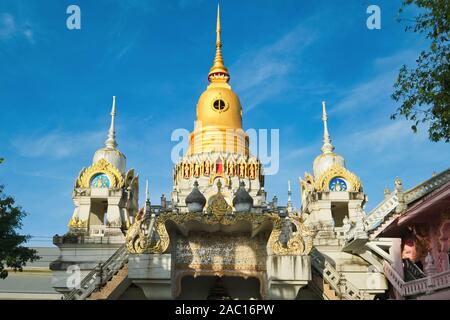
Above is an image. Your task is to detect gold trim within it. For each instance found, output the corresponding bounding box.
[76,159,124,189]
[314,164,362,192]
[126,210,313,256]
[68,217,87,229]
[267,214,314,256]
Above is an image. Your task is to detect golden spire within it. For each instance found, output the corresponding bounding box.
[208,4,230,83]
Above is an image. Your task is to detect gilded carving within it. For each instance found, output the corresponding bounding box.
[267,214,314,256]
[127,208,312,257]
[68,217,87,229]
[314,164,362,192]
[125,209,148,254]
[76,159,124,189]
[207,182,232,221]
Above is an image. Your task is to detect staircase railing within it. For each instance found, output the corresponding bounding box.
[383,260,450,297]
[365,193,399,232]
[310,250,367,300]
[64,244,128,300]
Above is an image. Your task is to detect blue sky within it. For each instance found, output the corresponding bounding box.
[0,0,448,246]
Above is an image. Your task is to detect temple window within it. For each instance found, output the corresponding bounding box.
[89,199,108,228]
[331,202,348,227]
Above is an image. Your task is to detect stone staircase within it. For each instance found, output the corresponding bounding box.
[365,193,399,234]
[310,271,340,300]
[88,265,129,300]
[64,244,128,300]
[310,249,369,300]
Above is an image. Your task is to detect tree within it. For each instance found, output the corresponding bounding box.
[392,0,450,142]
[0,159,39,279]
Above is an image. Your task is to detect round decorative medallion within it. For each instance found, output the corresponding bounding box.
[329,177,347,192]
[90,173,111,188]
[212,99,229,113]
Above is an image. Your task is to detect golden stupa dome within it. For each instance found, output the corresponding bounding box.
[195,83,243,130]
[188,5,248,156]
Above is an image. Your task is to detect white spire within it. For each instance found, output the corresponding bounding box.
[145,179,150,203]
[321,101,335,154]
[105,96,117,149]
[145,179,151,216]
[287,180,292,212]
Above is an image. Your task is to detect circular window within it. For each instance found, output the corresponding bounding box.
[91,173,111,188]
[212,99,227,112]
[329,177,347,192]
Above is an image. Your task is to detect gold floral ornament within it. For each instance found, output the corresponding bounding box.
[68,217,87,229]
[207,180,232,221]
[76,159,125,189]
[126,210,314,256]
[268,214,314,256]
[314,164,362,192]
[125,208,148,254]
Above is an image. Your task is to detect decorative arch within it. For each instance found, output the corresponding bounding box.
[76,158,124,189]
[314,164,362,192]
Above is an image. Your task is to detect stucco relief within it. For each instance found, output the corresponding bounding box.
[174,232,268,272]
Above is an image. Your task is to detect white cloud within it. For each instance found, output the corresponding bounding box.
[0,13,35,44]
[345,120,423,153]
[332,70,396,114]
[232,22,318,111]
[332,49,421,115]
[11,130,105,159]
[0,13,16,39]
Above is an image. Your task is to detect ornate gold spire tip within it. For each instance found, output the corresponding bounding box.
[208,3,230,83]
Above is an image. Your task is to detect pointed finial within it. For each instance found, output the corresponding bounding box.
[145,179,150,203]
[287,180,293,211]
[321,101,335,154]
[105,96,118,149]
[217,179,222,192]
[208,3,230,83]
[145,179,151,215]
[216,3,221,44]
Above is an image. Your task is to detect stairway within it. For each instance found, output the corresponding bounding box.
[310,271,340,300]
[310,249,368,300]
[88,265,129,300]
[64,244,128,300]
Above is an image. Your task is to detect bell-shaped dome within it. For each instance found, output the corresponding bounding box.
[185,181,206,213]
[313,152,345,178]
[92,96,127,174]
[195,84,243,130]
[233,181,254,213]
[93,147,126,174]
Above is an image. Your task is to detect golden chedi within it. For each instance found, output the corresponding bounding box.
[188,5,249,156]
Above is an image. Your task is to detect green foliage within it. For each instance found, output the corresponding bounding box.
[392,0,450,142]
[0,160,39,279]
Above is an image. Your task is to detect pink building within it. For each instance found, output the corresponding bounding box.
[373,169,450,299]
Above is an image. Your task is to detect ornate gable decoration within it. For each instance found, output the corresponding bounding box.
[76,158,125,189]
[207,181,232,221]
[314,164,362,192]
